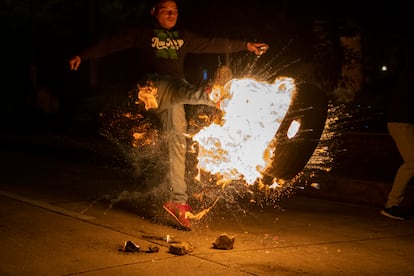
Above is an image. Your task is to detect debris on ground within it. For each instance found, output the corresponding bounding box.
[120,240,140,252]
[118,240,159,254]
[168,242,193,255]
[141,234,176,243]
[212,233,235,249]
[146,246,160,253]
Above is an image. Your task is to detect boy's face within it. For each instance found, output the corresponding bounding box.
[153,1,178,30]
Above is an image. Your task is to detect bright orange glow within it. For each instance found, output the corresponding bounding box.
[193,76,297,185]
[131,121,158,147]
[137,81,158,110]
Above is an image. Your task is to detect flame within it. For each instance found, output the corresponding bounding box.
[185,197,221,220]
[193,76,296,185]
[137,80,158,110]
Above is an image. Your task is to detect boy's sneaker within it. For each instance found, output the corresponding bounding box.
[163,202,192,230]
[380,206,406,220]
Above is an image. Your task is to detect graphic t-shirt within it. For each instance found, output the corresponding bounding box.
[79,23,247,79]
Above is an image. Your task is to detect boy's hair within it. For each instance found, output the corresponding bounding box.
[151,0,179,14]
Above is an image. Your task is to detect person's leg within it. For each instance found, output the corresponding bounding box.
[143,73,222,110]
[152,104,192,229]
[167,103,188,203]
[149,75,206,229]
[151,76,198,200]
[385,122,414,208]
[156,77,216,108]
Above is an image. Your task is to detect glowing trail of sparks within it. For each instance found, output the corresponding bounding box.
[186,197,221,220]
[193,77,295,185]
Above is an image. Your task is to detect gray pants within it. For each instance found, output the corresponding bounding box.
[146,74,215,203]
[385,122,414,207]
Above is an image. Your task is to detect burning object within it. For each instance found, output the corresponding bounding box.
[264,81,328,181]
[195,77,295,185]
[112,72,327,205]
[193,76,328,186]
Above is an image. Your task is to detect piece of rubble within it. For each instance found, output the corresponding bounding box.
[120,240,140,252]
[168,242,193,255]
[146,246,159,253]
[212,234,235,250]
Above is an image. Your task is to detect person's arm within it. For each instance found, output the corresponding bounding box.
[185,30,269,56]
[69,26,145,71]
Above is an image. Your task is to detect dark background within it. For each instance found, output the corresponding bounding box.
[2,0,411,133]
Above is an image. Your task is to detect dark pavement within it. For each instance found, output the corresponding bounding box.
[1,128,414,275]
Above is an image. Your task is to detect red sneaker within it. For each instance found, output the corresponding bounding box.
[163,202,192,230]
